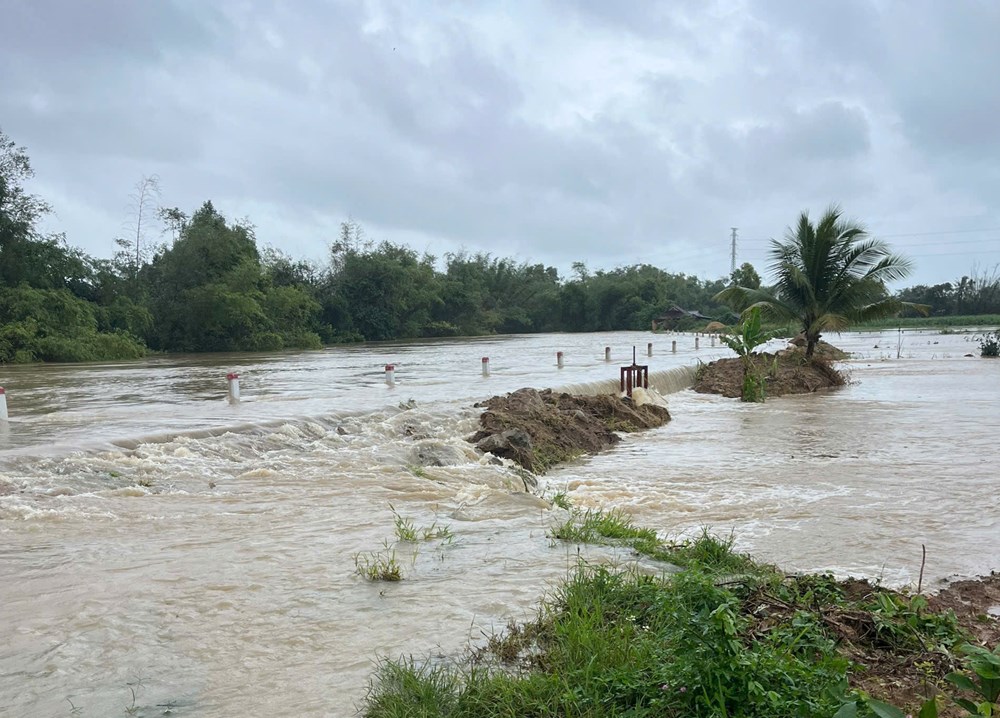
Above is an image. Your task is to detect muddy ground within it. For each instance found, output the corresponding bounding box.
[469,387,670,474]
[469,373,998,715]
[833,573,1000,715]
[694,345,847,398]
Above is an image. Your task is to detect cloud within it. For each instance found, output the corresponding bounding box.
[2,0,998,286]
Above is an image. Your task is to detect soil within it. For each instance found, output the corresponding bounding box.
[469,387,670,474]
[833,574,1000,716]
[693,347,847,398]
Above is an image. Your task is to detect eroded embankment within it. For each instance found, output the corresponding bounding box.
[469,387,670,473]
[694,345,847,398]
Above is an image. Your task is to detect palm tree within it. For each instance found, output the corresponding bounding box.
[716,206,924,358]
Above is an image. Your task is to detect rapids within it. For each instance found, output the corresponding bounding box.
[0,329,996,716]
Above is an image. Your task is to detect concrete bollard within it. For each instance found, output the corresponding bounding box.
[385,364,395,386]
[482,356,490,377]
[605,346,611,362]
[672,340,677,353]
[711,335,715,347]
[0,387,7,420]
[557,351,564,368]
[647,342,653,357]
[226,373,240,404]
[695,337,700,350]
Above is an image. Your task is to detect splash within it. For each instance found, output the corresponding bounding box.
[557,364,698,397]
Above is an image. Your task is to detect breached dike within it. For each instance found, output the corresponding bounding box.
[469,365,697,474]
[555,364,698,398]
[469,387,672,474]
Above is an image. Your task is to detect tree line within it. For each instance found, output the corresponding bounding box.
[1,130,741,363]
[1,129,991,364]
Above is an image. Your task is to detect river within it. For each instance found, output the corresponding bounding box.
[0,329,996,716]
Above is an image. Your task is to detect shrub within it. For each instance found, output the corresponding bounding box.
[978,330,1000,357]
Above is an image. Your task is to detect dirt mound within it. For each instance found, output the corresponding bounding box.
[694,352,846,398]
[788,335,852,360]
[470,388,670,473]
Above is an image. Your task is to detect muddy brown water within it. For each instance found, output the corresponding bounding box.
[0,329,996,716]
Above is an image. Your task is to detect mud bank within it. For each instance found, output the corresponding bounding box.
[694,349,847,398]
[470,387,670,473]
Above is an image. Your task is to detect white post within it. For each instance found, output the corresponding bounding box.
[671,340,677,353]
[226,373,240,404]
[604,346,611,362]
[556,351,564,368]
[711,335,715,347]
[647,342,653,357]
[482,356,490,377]
[385,364,395,386]
[695,337,700,350]
[0,387,7,421]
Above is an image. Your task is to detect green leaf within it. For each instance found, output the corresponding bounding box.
[953,697,979,714]
[833,701,859,718]
[866,698,906,718]
[947,671,978,692]
[917,697,938,718]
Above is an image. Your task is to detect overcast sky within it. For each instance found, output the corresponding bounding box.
[3,0,999,286]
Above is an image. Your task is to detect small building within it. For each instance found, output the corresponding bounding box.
[651,305,715,331]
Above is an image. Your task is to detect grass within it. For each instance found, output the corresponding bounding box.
[391,505,453,542]
[551,508,757,575]
[856,314,1000,329]
[354,543,404,582]
[362,518,973,718]
[550,491,572,510]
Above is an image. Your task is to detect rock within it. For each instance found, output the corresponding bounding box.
[411,441,470,467]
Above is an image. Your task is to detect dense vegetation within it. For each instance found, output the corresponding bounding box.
[0,130,736,363]
[363,511,994,718]
[2,130,997,364]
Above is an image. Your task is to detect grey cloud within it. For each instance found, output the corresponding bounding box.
[2,0,999,285]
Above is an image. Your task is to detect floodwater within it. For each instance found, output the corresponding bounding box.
[0,329,996,716]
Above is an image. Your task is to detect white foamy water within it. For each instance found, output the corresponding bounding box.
[0,328,996,716]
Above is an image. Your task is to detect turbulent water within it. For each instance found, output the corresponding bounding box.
[1,329,996,716]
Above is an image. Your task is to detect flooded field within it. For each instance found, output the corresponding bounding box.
[0,329,995,716]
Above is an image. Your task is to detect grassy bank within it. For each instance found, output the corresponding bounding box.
[362,509,997,718]
[856,314,1000,330]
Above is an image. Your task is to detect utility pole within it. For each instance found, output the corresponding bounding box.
[730,227,738,274]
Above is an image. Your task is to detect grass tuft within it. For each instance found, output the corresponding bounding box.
[354,543,404,582]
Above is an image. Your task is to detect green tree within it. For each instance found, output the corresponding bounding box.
[730,262,761,290]
[717,206,923,357]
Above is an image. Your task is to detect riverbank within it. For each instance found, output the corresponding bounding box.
[362,510,1000,717]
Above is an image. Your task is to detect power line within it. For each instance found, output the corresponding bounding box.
[740,235,1000,248]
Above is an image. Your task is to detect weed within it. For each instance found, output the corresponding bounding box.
[550,491,572,510]
[663,528,758,574]
[977,330,1000,357]
[944,643,1000,715]
[390,504,419,542]
[390,504,452,543]
[421,522,453,541]
[865,593,963,652]
[364,565,852,717]
[354,542,404,581]
[552,510,757,575]
[551,507,659,554]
